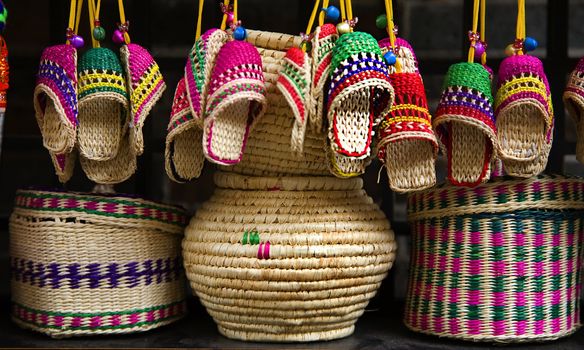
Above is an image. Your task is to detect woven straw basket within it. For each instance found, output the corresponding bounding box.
[405,175,584,343]
[9,189,188,338]
[183,30,397,342]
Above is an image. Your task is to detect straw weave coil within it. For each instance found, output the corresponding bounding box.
[406,175,584,342]
[9,189,188,338]
[183,171,396,342]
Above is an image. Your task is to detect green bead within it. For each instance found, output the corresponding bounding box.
[0,13,5,23]
[375,14,387,29]
[3,8,7,20]
[93,26,106,41]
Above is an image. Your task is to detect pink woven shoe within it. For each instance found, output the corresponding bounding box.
[204,40,267,165]
[50,150,77,184]
[277,46,312,154]
[563,57,584,164]
[120,43,166,156]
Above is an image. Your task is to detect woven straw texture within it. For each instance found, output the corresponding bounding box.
[216,30,330,177]
[120,43,166,156]
[377,38,437,193]
[495,55,553,178]
[50,150,77,184]
[9,189,188,338]
[77,47,129,161]
[434,62,497,187]
[33,44,78,157]
[406,175,584,343]
[80,132,137,185]
[183,171,396,342]
[563,57,584,164]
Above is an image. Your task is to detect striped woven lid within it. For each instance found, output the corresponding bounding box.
[408,175,584,220]
[13,189,188,234]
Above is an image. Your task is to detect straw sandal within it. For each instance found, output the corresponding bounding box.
[563,57,584,164]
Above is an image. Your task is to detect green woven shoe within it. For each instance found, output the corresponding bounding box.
[77,47,129,162]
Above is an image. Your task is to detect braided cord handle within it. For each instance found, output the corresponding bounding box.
[66,0,84,45]
[467,0,487,65]
[516,0,525,55]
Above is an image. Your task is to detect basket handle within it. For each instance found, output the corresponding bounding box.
[467,0,487,65]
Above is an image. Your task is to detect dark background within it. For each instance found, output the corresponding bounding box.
[0,0,583,342]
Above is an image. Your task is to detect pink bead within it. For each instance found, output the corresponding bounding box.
[226,12,235,27]
[473,41,485,60]
[112,29,125,44]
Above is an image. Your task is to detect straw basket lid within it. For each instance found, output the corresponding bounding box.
[78,47,128,103]
[13,188,188,234]
[495,55,553,128]
[434,63,496,139]
[408,175,584,221]
[33,44,78,154]
[120,43,166,155]
[185,28,229,117]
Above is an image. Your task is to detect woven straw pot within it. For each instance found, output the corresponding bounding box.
[405,175,584,343]
[182,30,397,342]
[9,189,188,338]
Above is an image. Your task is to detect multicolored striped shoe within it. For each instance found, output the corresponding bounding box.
[120,43,166,156]
[204,40,267,166]
[77,47,129,161]
[434,62,496,187]
[563,57,584,164]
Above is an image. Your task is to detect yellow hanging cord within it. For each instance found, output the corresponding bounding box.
[74,0,83,34]
[346,0,353,27]
[195,0,204,39]
[67,0,83,44]
[302,0,321,52]
[516,0,525,55]
[117,0,131,44]
[384,0,402,72]
[480,0,487,65]
[340,0,346,22]
[467,0,480,63]
[220,0,230,30]
[88,0,98,48]
[233,0,238,25]
[68,0,77,32]
[319,0,329,26]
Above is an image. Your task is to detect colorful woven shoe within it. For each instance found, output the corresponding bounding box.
[120,43,166,156]
[77,47,129,161]
[328,31,394,160]
[277,46,312,154]
[495,54,553,177]
[434,62,497,187]
[327,147,370,178]
[204,40,267,165]
[50,150,77,184]
[377,38,438,193]
[165,77,204,182]
[378,37,418,74]
[563,57,584,164]
[80,133,137,185]
[309,23,338,133]
[33,44,78,155]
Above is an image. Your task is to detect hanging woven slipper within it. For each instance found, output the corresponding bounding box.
[80,133,137,184]
[309,23,338,133]
[376,18,438,192]
[33,44,78,155]
[328,31,394,159]
[77,47,129,161]
[204,40,267,165]
[563,57,584,164]
[277,47,311,154]
[50,150,77,183]
[165,78,205,182]
[327,147,370,178]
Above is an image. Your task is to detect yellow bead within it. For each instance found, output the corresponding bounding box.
[505,44,516,57]
[337,22,351,35]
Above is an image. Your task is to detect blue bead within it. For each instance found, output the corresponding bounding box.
[233,26,247,41]
[524,37,538,52]
[383,51,397,66]
[0,2,4,13]
[324,5,340,22]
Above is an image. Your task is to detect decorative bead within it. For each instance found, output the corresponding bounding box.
[233,26,247,41]
[324,5,340,22]
[112,29,125,44]
[303,41,312,53]
[93,26,106,41]
[505,44,516,57]
[473,41,486,60]
[226,12,235,27]
[383,51,397,65]
[337,22,351,35]
[375,14,387,29]
[524,37,538,52]
[69,35,84,49]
